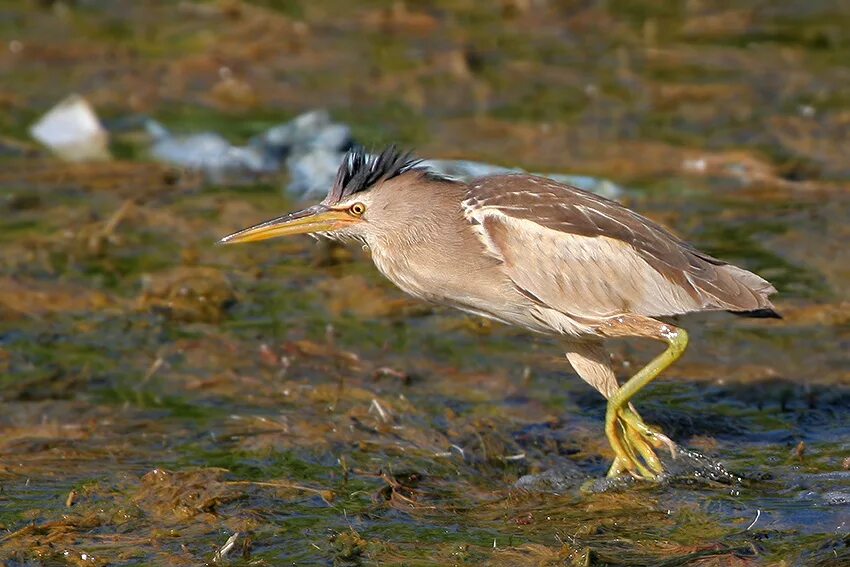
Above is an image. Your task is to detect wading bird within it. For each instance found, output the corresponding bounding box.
[221,146,778,480]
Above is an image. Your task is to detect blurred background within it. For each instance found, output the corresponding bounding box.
[1,1,848,564]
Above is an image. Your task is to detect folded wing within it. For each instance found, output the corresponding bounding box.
[462,175,777,321]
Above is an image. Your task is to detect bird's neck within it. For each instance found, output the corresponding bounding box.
[364,185,501,304]
[366,182,468,250]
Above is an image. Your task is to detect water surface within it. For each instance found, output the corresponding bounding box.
[0,1,848,564]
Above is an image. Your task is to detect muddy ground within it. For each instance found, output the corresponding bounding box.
[0,1,849,565]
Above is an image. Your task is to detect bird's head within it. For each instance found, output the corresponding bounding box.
[219,146,439,246]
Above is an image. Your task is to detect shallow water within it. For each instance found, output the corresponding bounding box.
[1,1,849,565]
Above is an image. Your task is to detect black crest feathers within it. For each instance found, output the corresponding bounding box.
[325,146,423,204]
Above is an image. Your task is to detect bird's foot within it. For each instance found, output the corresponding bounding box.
[605,406,677,481]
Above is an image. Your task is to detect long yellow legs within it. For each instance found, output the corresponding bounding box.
[600,317,689,480]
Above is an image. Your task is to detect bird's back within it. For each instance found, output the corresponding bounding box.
[460,174,777,327]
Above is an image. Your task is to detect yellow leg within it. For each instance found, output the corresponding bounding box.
[608,408,671,478]
[603,323,689,480]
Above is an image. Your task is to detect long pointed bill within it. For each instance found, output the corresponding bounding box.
[219,205,356,244]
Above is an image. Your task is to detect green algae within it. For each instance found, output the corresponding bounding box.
[0,0,848,565]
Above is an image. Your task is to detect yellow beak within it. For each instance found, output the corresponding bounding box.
[219,205,356,244]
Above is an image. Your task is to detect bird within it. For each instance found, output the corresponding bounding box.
[220,145,779,481]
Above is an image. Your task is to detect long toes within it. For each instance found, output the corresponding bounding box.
[650,430,678,459]
[606,406,672,481]
[624,423,663,475]
[620,408,678,457]
[612,416,656,480]
[605,414,632,478]
[606,413,643,479]
[607,456,628,478]
[616,417,660,479]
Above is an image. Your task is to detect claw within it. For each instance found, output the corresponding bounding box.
[606,455,629,478]
[605,406,676,481]
[606,407,657,480]
[621,408,678,458]
[625,421,663,474]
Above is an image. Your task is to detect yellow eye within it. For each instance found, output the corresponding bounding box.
[349,202,366,216]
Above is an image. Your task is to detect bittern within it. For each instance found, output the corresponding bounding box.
[221,146,778,481]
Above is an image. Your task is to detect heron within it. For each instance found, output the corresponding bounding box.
[220,146,778,480]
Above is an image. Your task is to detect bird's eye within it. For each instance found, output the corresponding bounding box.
[349,202,366,216]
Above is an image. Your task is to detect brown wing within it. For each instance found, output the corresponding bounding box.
[462,174,776,320]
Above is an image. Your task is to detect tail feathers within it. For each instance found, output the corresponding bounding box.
[723,264,777,296]
[688,261,778,315]
[731,308,782,319]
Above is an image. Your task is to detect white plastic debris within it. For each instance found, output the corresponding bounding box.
[29,94,110,161]
[145,109,352,188]
[259,109,352,156]
[146,120,278,185]
[287,147,348,198]
[142,109,624,200]
[422,159,626,200]
[260,110,352,198]
[420,159,519,179]
[288,155,626,201]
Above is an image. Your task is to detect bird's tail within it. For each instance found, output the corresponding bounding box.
[731,307,782,319]
[714,264,780,318]
[684,247,780,317]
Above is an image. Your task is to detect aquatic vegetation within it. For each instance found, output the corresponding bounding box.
[0,0,848,564]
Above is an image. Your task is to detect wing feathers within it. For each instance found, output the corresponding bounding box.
[464,174,777,319]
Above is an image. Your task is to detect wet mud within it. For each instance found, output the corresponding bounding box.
[1,1,849,564]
